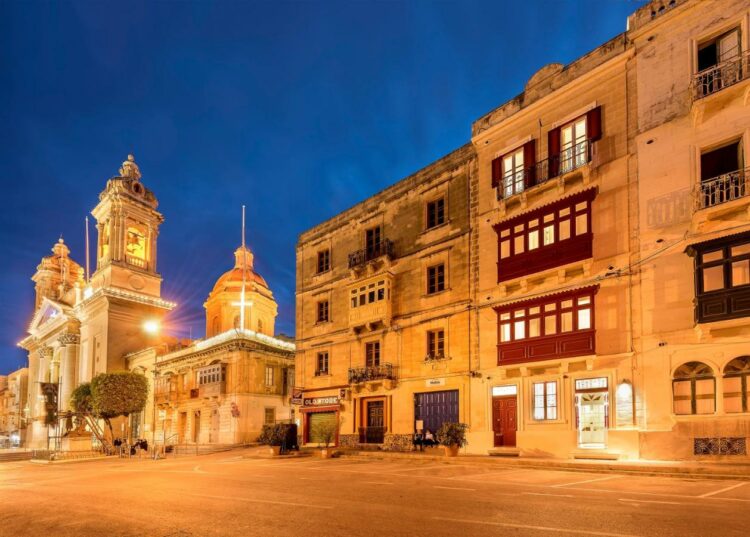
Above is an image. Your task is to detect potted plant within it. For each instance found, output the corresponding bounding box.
[317,419,338,458]
[436,422,468,457]
[258,424,287,455]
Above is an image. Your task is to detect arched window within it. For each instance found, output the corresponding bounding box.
[211,316,220,336]
[724,357,750,413]
[673,362,715,415]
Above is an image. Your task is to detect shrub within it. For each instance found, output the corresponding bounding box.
[436,422,469,448]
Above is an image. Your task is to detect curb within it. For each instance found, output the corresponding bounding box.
[337,451,750,481]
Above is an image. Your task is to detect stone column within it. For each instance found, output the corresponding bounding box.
[58,334,80,412]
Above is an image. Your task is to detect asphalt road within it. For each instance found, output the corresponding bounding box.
[1,449,749,537]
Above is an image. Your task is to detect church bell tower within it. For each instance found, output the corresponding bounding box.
[90,154,163,297]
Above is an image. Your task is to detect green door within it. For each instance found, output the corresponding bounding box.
[308,411,336,445]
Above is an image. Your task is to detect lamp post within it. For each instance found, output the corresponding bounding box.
[142,319,161,460]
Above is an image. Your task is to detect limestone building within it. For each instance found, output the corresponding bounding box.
[127,246,295,445]
[628,0,750,459]
[295,146,475,449]
[16,155,294,449]
[0,368,28,447]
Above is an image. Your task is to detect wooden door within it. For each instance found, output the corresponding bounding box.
[193,411,201,443]
[492,396,517,447]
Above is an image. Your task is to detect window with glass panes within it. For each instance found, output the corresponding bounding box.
[427,264,445,294]
[690,232,750,323]
[316,352,329,376]
[427,330,445,359]
[495,189,595,282]
[265,366,274,387]
[350,280,388,309]
[316,300,329,323]
[317,249,330,273]
[503,148,526,198]
[426,197,445,229]
[560,117,588,173]
[365,341,380,368]
[533,381,558,420]
[498,289,595,344]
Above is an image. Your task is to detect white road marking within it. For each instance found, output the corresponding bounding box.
[433,516,643,537]
[698,481,747,498]
[553,475,624,488]
[523,492,574,498]
[619,498,681,505]
[433,485,476,491]
[190,493,333,509]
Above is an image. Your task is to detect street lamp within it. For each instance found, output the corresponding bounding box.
[142,319,161,459]
[143,320,160,336]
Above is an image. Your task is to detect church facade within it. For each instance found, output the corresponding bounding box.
[17,155,294,449]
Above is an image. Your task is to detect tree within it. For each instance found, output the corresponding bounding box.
[91,371,149,443]
[70,371,149,447]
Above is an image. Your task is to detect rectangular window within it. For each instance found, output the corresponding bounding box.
[427,264,446,294]
[316,352,329,376]
[264,407,276,425]
[503,148,525,198]
[264,366,274,387]
[426,197,445,229]
[427,330,445,360]
[316,300,329,323]
[366,226,381,256]
[317,249,331,273]
[494,188,595,282]
[533,381,558,420]
[691,232,750,323]
[560,118,588,174]
[698,141,744,209]
[350,280,387,309]
[365,341,380,368]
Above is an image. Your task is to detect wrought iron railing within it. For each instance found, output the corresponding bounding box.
[498,140,591,200]
[348,363,396,384]
[696,168,749,209]
[358,426,385,444]
[693,51,750,100]
[348,239,395,269]
[425,352,447,362]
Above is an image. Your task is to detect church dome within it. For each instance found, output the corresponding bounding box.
[210,246,269,294]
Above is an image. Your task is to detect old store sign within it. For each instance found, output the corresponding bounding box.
[303,396,340,406]
[425,378,445,387]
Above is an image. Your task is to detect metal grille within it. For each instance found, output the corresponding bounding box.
[693,437,747,455]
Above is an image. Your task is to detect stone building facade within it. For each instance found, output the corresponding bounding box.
[295,146,475,449]
[127,247,295,446]
[296,0,750,460]
[0,368,28,447]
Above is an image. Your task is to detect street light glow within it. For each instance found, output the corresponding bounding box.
[143,320,160,335]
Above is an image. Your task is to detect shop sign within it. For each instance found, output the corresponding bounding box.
[303,396,340,406]
[425,378,445,387]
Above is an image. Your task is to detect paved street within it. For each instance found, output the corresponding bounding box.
[2,449,750,537]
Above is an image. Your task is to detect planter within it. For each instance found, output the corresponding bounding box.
[443,445,459,457]
[269,446,282,456]
[319,448,331,459]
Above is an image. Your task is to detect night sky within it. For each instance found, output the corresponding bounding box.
[1,0,643,374]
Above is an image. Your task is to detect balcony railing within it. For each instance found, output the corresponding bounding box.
[693,51,750,100]
[358,426,385,444]
[154,388,176,404]
[425,352,447,362]
[348,363,396,384]
[696,168,749,209]
[348,239,395,269]
[126,255,147,269]
[497,140,591,200]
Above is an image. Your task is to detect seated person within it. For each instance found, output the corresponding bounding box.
[412,431,424,451]
[423,429,436,447]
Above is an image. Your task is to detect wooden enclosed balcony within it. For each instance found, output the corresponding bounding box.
[348,275,393,331]
[199,381,226,398]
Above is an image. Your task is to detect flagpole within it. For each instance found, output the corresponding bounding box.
[240,205,246,332]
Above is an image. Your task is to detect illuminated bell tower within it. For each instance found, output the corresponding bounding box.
[89,154,163,297]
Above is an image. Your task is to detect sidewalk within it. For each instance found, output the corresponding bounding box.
[337,449,750,480]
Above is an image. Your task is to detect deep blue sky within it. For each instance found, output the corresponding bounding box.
[1,0,643,374]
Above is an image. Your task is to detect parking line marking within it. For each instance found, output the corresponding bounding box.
[190,493,333,509]
[619,498,681,505]
[433,516,642,537]
[523,492,574,498]
[434,485,476,491]
[698,482,747,498]
[553,475,624,488]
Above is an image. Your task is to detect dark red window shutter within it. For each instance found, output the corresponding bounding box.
[491,156,502,189]
[523,139,536,188]
[586,106,602,142]
[548,128,561,178]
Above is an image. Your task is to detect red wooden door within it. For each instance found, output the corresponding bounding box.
[492,396,517,447]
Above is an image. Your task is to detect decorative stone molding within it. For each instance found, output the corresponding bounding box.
[58,333,80,346]
[38,346,53,359]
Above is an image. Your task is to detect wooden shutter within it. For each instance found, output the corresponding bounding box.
[586,106,602,142]
[491,156,503,189]
[548,128,561,178]
[523,139,536,188]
